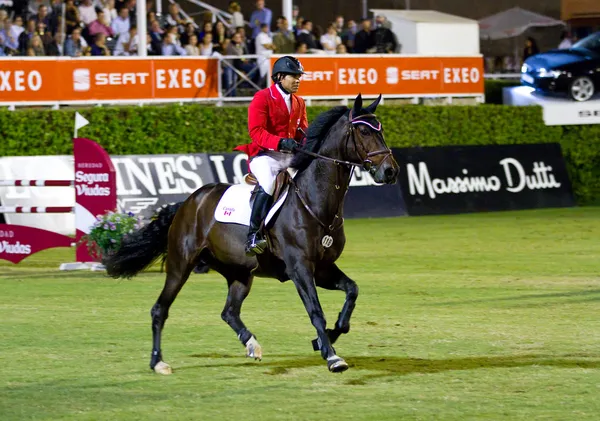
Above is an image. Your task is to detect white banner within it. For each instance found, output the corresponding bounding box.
[543,101,600,126]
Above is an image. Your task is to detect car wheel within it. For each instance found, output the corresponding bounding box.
[569,76,595,101]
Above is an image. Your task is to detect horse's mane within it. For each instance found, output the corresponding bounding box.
[290,106,349,172]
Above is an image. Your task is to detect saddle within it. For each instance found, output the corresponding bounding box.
[244,171,292,206]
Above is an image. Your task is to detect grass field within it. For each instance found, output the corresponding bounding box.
[1,207,600,420]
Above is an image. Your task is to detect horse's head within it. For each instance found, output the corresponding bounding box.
[348,93,399,184]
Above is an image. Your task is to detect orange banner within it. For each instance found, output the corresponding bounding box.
[270,55,484,97]
[0,57,219,103]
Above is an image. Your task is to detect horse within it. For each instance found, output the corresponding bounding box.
[103,93,400,374]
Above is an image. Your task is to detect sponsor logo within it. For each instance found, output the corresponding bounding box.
[75,171,111,196]
[155,68,207,89]
[223,207,235,216]
[0,240,32,255]
[407,158,561,199]
[302,68,378,85]
[0,229,15,239]
[117,198,158,214]
[95,72,150,86]
[386,67,398,84]
[443,67,480,84]
[578,110,600,118]
[73,68,90,91]
[0,70,42,92]
[113,155,205,196]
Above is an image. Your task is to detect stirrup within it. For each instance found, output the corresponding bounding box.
[245,233,268,256]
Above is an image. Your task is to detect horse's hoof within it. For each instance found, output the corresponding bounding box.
[153,361,172,375]
[327,357,348,373]
[246,336,262,361]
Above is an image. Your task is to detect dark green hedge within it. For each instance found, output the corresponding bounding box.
[484,79,522,104]
[0,104,598,204]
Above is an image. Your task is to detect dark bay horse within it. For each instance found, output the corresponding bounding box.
[103,94,399,374]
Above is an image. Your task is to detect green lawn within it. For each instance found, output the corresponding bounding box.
[1,207,599,420]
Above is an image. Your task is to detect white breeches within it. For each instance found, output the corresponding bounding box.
[250,153,293,195]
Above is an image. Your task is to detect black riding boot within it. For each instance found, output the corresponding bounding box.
[245,186,273,256]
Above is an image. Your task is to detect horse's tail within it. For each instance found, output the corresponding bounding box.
[103,202,183,279]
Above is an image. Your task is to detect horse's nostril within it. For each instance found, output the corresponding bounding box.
[384,167,394,179]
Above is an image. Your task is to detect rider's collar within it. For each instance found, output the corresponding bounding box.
[348,109,382,132]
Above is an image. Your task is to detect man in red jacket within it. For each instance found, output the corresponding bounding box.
[234,55,308,256]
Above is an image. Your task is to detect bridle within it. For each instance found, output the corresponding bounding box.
[294,111,393,175]
[289,111,394,237]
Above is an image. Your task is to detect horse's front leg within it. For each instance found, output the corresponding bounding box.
[288,259,349,373]
[312,263,358,349]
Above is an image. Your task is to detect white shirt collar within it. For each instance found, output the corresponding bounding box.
[275,84,291,113]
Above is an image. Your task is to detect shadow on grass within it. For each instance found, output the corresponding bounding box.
[180,353,600,385]
[431,289,600,307]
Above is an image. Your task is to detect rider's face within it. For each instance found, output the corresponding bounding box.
[280,74,301,93]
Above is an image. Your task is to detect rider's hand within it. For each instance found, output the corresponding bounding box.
[278,138,298,152]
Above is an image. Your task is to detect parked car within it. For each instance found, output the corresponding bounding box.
[521,31,600,101]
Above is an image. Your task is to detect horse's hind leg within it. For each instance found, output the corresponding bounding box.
[312,263,358,350]
[221,274,262,360]
[150,257,195,375]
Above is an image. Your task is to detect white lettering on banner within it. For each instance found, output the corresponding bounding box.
[114,156,204,196]
[443,67,480,84]
[0,70,42,92]
[74,171,111,196]
[75,185,111,196]
[499,158,561,193]
[0,241,32,255]
[75,171,109,184]
[350,169,382,186]
[0,230,15,238]
[302,71,334,82]
[401,70,440,81]
[339,68,378,85]
[407,159,562,199]
[95,72,150,86]
[156,69,206,89]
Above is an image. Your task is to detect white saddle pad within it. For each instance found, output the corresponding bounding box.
[214,183,290,227]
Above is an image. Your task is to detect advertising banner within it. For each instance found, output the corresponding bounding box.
[393,143,575,215]
[270,54,484,97]
[0,57,219,104]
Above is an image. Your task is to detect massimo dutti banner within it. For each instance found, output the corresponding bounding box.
[393,143,575,215]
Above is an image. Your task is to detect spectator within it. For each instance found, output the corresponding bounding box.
[294,16,304,36]
[27,34,45,56]
[65,27,85,56]
[235,26,252,53]
[180,22,198,46]
[1,19,21,55]
[45,31,64,55]
[213,20,228,46]
[255,23,274,82]
[558,31,573,49]
[28,0,49,17]
[354,18,373,53]
[47,0,63,34]
[101,0,117,25]
[65,0,81,35]
[90,32,111,55]
[147,33,161,55]
[341,19,357,52]
[320,23,341,54]
[35,5,51,28]
[18,19,36,55]
[111,7,130,37]
[296,20,318,50]
[334,15,344,35]
[313,24,324,49]
[199,32,213,56]
[89,10,113,37]
[185,34,200,55]
[149,19,164,46]
[12,16,25,38]
[36,22,53,47]
[78,0,97,26]
[198,21,212,42]
[295,41,308,54]
[372,17,397,53]
[113,25,137,55]
[336,43,347,54]
[273,15,294,53]
[165,3,186,33]
[227,31,259,85]
[523,37,539,62]
[375,14,392,29]
[228,1,244,34]
[249,0,272,39]
[162,27,186,55]
[291,5,299,28]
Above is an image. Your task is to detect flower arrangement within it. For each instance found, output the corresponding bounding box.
[84,210,144,260]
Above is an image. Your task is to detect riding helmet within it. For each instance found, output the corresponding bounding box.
[271,56,305,80]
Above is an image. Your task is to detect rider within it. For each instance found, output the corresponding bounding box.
[234,55,308,256]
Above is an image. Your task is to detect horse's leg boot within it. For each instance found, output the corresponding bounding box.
[245,186,273,256]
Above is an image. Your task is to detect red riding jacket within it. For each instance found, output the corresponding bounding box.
[234,85,309,157]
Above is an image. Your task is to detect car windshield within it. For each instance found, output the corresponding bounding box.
[572,32,600,53]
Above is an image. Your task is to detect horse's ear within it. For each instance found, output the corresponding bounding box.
[352,93,363,116]
[365,94,382,114]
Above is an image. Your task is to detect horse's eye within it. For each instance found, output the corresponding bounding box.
[360,127,369,135]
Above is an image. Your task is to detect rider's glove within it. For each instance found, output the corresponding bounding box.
[278,138,298,152]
